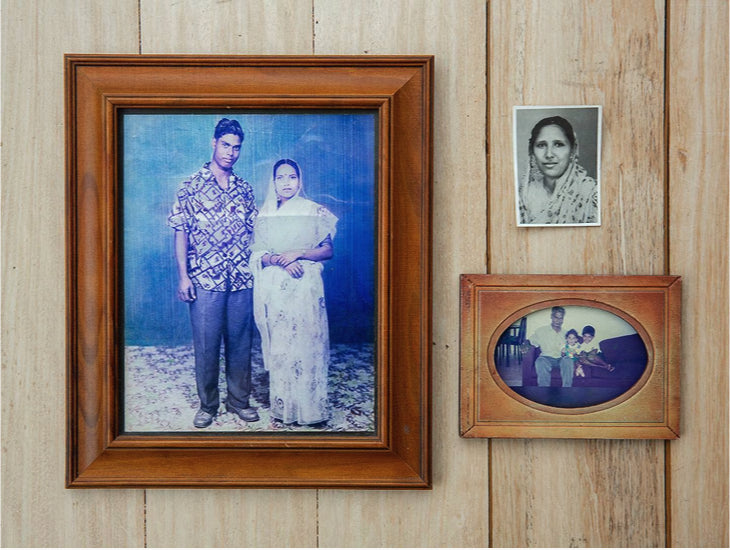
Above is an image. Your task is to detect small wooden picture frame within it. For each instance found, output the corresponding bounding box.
[460,274,681,439]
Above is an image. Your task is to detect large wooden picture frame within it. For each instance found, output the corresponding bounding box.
[66,55,432,488]
[460,274,680,439]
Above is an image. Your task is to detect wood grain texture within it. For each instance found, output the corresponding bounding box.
[489,0,666,276]
[668,0,729,546]
[488,1,667,546]
[492,439,665,547]
[315,0,489,547]
[0,0,143,547]
[146,490,318,547]
[140,0,313,55]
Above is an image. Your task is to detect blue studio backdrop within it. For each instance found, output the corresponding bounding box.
[122,112,377,346]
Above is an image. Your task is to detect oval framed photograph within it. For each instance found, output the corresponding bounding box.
[459,274,681,439]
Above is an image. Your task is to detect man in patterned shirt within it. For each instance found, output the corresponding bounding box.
[168,118,259,428]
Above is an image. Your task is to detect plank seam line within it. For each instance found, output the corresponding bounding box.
[137,0,142,55]
[663,0,673,545]
[486,1,493,544]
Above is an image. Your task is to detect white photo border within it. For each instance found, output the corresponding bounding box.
[513,105,602,227]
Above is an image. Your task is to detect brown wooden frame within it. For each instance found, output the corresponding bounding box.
[460,274,681,439]
[65,55,432,488]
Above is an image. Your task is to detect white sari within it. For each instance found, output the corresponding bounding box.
[251,181,338,425]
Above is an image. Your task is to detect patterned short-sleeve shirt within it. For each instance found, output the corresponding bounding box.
[167,163,257,292]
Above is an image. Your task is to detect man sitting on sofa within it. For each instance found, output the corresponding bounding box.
[523,306,575,387]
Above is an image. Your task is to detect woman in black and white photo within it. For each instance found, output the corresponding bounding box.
[514,107,601,226]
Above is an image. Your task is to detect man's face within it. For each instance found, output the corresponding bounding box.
[550,311,564,330]
[582,333,593,345]
[211,133,242,170]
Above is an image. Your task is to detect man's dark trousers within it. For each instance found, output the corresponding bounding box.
[189,287,254,415]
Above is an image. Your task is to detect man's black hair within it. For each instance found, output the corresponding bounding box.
[214,118,244,141]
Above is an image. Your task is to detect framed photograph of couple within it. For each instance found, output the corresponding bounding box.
[459,274,681,439]
[66,55,433,488]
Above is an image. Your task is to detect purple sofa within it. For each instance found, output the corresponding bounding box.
[521,333,648,388]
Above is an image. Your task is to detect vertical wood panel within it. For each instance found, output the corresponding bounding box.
[146,490,317,548]
[488,1,667,546]
[491,439,665,547]
[137,1,319,547]
[315,0,489,546]
[0,0,143,547]
[140,0,313,55]
[489,0,666,275]
[668,1,729,546]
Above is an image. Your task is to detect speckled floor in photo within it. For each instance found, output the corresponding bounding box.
[124,342,375,434]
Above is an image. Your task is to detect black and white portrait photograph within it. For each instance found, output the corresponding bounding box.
[513,105,602,226]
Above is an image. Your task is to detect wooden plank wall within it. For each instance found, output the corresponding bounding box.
[1,0,726,546]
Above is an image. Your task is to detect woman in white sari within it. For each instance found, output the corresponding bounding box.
[250,159,338,426]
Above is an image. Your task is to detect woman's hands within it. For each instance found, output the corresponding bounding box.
[269,250,304,278]
[272,250,303,267]
[267,240,332,279]
[283,261,304,278]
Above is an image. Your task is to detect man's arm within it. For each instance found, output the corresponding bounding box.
[521,327,541,353]
[174,229,196,302]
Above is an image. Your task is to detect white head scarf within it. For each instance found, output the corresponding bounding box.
[252,159,338,251]
[259,158,307,217]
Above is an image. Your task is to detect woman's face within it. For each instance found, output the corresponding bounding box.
[274,163,300,203]
[532,124,572,182]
